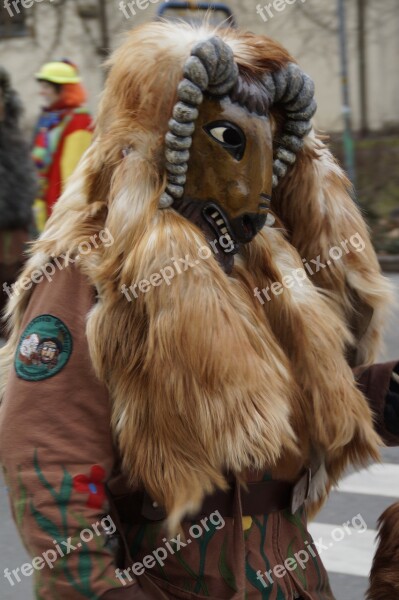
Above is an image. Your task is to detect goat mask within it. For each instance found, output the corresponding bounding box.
[159,37,316,270]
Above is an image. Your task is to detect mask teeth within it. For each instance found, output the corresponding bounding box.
[207,208,230,235]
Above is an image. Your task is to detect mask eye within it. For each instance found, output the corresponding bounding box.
[204,120,246,161]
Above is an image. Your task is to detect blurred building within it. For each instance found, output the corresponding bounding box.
[0,0,399,133]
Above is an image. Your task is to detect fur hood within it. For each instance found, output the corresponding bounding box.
[0,66,36,230]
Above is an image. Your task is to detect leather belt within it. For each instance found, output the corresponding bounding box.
[113,468,313,524]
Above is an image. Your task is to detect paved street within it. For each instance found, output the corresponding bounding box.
[0,274,398,600]
[310,446,399,599]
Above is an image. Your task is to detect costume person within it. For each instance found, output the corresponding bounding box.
[0,22,398,600]
[0,67,35,338]
[32,60,93,232]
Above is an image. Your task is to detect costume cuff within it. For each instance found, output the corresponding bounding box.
[355,361,399,446]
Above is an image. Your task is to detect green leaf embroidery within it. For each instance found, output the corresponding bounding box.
[171,541,205,592]
[30,501,62,541]
[218,534,237,592]
[31,453,99,599]
[78,546,93,595]
[253,515,271,575]
[15,467,28,528]
[276,583,286,599]
[193,525,217,595]
[70,510,119,588]
[34,451,72,501]
[144,523,168,580]
[245,562,273,599]
[283,509,324,595]
[287,538,307,588]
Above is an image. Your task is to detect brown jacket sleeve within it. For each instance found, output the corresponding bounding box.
[355,361,399,446]
[0,266,145,599]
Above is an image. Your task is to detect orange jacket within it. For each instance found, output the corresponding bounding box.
[32,107,93,216]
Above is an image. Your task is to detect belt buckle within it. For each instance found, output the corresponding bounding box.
[290,468,311,514]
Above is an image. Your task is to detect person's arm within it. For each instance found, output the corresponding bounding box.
[355,361,399,446]
[0,266,149,599]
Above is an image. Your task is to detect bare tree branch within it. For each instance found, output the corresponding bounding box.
[294,1,338,33]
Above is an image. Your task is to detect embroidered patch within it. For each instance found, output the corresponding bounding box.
[15,315,73,381]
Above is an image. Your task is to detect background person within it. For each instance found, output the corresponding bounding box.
[0,66,35,338]
[32,59,93,232]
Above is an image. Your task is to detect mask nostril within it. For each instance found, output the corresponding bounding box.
[242,215,254,236]
[241,213,266,237]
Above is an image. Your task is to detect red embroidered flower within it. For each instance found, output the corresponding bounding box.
[73,465,106,509]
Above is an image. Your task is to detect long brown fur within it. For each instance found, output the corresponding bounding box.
[367,502,399,599]
[0,22,390,531]
[273,131,392,366]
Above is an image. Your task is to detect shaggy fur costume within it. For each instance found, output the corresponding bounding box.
[0,24,391,537]
[0,67,35,230]
[368,502,399,599]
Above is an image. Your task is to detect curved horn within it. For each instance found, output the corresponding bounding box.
[262,62,317,188]
[160,49,316,207]
[159,37,239,208]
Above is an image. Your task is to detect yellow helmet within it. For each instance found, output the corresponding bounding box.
[35,61,81,84]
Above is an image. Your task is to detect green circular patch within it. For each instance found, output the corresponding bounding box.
[15,314,73,382]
